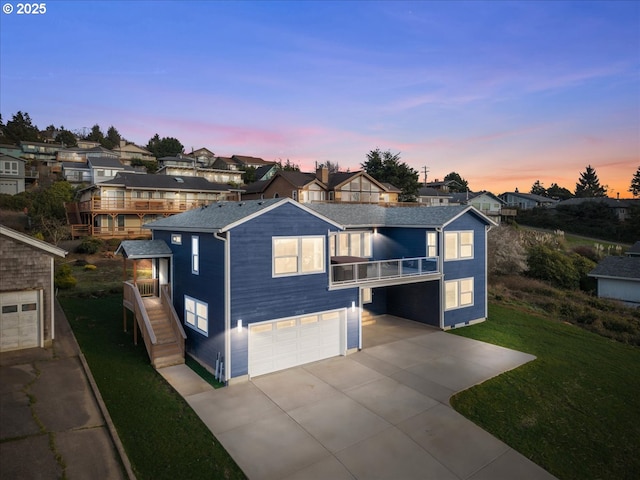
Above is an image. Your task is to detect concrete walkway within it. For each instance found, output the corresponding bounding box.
[0,300,131,480]
[160,316,557,480]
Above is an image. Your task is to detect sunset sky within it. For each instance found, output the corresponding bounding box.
[1,1,638,197]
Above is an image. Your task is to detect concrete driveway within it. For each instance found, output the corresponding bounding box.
[160,316,557,480]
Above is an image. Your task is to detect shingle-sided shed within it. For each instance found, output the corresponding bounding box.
[0,225,67,352]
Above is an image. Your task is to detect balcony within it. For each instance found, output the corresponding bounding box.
[76,197,211,213]
[330,256,440,288]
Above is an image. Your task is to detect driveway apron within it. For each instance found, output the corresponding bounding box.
[160,317,557,480]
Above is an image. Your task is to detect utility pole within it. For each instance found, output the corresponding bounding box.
[422,166,429,185]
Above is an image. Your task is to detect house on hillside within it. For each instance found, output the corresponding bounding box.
[588,255,640,305]
[554,197,635,222]
[122,199,494,382]
[417,186,452,206]
[65,173,242,238]
[499,191,557,210]
[212,155,276,171]
[243,168,400,204]
[450,191,512,224]
[0,225,67,352]
[113,141,156,164]
[0,154,27,195]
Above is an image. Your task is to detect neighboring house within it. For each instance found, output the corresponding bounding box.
[554,197,636,222]
[254,164,278,182]
[424,179,463,192]
[57,146,118,164]
[499,191,558,209]
[450,191,511,224]
[418,186,452,206]
[0,225,67,352]
[113,141,156,164]
[88,156,138,184]
[588,256,640,305]
[125,198,494,382]
[0,144,23,158]
[19,141,62,165]
[156,165,244,185]
[76,140,102,149]
[626,241,640,257]
[188,147,216,165]
[66,173,242,238]
[60,162,91,185]
[0,154,26,195]
[212,155,276,172]
[243,168,400,204]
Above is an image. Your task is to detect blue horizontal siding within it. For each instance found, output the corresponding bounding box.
[443,214,488,327]
[227,202,358,377]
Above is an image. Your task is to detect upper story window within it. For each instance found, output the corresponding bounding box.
[426,232,437,257]
[192,236,199,274]
[330,231,372,258]
[444,231,474,261]
[273,236,325,277]
[0,161,19,175]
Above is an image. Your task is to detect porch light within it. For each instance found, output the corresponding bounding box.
[237,319,242,332]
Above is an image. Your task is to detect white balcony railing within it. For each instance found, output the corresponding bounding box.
[330,256,439,286]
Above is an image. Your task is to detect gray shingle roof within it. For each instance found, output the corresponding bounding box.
[146,198,287,232]
[589,256,640,280]
[628,241,640,256]
[88,157,127,168]
[307,204,486,228]
[98,173,231,192]
[115,239,173,259]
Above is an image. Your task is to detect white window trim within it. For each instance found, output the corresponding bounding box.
[192,236,199,274]
[426,231,437,258]
[445,277,474,310]
[330,231,372,258]
[444,230,474,261]
[272,236,326,277]
[184,295,208,335]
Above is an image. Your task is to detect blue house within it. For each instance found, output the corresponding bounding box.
[121,198,495,382]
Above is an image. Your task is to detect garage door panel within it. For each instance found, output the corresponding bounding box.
[249,309,345,377]
[0,291,40,352]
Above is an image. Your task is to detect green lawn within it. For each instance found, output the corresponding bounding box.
[59,296,246,480]
[450,303,640,480]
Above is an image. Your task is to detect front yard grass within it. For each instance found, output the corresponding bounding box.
[450,303,640,480]
[59,295,246,480]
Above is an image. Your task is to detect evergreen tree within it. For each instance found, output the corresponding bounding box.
[547,183,574,200]
[530,180,546,196]
[146,134,184,159]
[629,166,640,198]
[55,129,78,148]
[4,111,41,144]
[276,159,300,172]
[86,124,105,144]
[575,165,607,197]
[104,126,121,149]
[362,148,420,202]
[443,172,469,193]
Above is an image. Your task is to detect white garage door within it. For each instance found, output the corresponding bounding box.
[0,180,18,195]
[249,309,345,377]
[0,291,40,352]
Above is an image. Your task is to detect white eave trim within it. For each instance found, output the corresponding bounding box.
[0,225,67,257]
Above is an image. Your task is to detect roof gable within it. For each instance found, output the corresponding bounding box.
[0,225,67,257]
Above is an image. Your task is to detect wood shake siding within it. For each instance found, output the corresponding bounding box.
[0,236,55,344]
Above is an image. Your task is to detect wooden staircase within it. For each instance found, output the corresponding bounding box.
[143,298,185,368]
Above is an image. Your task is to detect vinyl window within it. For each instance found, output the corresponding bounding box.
[184,295,208,335]
[444,231,474,261]
[330,231,372,257]
[426,232,437,257]
[445,278,474,310]
[273,236,325,276]
[191,236,199,274]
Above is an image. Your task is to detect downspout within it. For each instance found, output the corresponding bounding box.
[214,231,230,383]
[436,227,444,329]
[50,257,55,342]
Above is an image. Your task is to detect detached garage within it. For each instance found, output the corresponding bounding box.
[589,256,640,306]
[0,225,67,352]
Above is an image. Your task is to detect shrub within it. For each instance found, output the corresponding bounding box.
[76,237,104,254]
[55,264,77,289]
[526,244,579,289]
